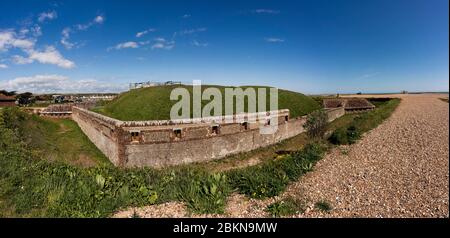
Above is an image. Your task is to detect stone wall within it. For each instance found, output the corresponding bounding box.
[326,107,346,122]
[72,107,345,168]
[72,107,123,166]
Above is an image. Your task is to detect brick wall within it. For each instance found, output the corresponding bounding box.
[72,107,345,168]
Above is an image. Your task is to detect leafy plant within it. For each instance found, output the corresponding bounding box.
[303,109,329,140]
[177,171,231,214]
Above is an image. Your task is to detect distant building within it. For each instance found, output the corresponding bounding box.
[323,98,375,112]
[129,81,182,90]
[0,94,16,107]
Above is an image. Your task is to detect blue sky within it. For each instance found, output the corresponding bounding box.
[0,0,448,94]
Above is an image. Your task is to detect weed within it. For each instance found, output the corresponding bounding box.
[266,198,306,217]
[315,200,332,212]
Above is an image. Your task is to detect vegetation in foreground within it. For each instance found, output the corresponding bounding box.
[92,85,321,121]
[266,197,306,217]
[0,98,399,217]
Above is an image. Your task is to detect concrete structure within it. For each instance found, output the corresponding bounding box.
[323,98,375,112]
[72,107,345,168]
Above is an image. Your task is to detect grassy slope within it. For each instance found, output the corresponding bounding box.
[4,110,110,167]
[93,85,320,121]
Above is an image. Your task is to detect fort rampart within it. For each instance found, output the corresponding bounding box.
[72,107,345,168]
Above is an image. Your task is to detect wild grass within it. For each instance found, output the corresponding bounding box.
[329,98,400,145]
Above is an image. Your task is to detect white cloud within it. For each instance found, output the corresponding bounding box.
[11,38,35,49]
[12,55,34,64]
[0,29,35,51]
[253,9,280,14]
[0,30,14,51]
[61,15,104,49]
[192,40,208,47]
[0,74,128,93]
[0,64,8,69]
[38,10,57,22]
[108,38,174,51]
[0,30,34,51]
[180,28,207,35]
[109,41,139,51]
[182,14,191,18]
[24,46,76,69]
[76,15,104,30]
[151,39,175,50]
[357,72,380,80]
[30,25,42,37]
[264,37,285,43]
[136,28,156,38]
[94,15,105,24]
[60,27,75,49]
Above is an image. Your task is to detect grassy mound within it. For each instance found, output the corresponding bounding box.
[93,85,320,121]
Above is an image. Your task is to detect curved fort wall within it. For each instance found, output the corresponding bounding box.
[72,107,345,168]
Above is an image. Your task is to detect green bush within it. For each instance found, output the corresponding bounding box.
[328,128,348,145]
[346,125,360,144]
[303,109,329,140]
[329,125,361,145]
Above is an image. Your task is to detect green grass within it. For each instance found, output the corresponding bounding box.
[4,108,110,167]
[266,197,306,217]
[227,143,326,199]
[93,85,320,121]
[329,98,400,145]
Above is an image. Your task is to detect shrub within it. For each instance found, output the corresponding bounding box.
[346,125,360,144]
[329,128,348,145]
[266,198,306,217]
[303,109,328,140]
[329,125,361,145]
[315,200,332,212]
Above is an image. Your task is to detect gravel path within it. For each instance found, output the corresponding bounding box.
[114,94,449,218]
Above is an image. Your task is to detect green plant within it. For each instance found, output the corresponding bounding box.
[303,109,329,140]
[266,198,306,217]
[315,200,332,212]
[177,171,231,214]
[329,127,348,145]
[346,125,360,144]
